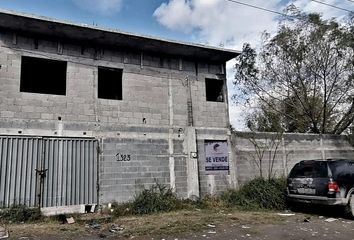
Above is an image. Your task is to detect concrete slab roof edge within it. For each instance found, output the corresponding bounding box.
[0,8,240,62]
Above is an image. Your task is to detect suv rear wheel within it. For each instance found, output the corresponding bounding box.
[345,194,354,218]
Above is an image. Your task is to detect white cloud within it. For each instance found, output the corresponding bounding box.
[73,0,123,15]
[154,0,352,130]
[154,0,284,48]
[154,0,352,48]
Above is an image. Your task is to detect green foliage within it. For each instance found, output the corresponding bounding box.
[112,184,183,216]
[132,184,181,214]
[193,194,226,209]
[246,100,283,133]
[221,178,287,210]
[112,179,287,217]
[234,9,354,134]
[111,202,134,217]
[0,205,42,223]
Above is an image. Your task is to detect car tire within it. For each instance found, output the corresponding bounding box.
[345,194,354,218]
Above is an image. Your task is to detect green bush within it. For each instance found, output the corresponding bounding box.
[221,178,287,210]
[193,194,226,209]
[112,183,183,216]
[0,205,42,223]
[131,184,181,214]
[112,179,287,217]
[111,202,133,217]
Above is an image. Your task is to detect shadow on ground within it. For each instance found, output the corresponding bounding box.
[288,203,351,219]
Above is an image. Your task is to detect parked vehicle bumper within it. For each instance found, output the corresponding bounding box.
[286,194,347,205]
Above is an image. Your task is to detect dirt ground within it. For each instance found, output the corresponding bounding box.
[158,215,354,240]
[5,207,354,240]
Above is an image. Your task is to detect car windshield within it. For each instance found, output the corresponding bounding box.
[289,161,328,178]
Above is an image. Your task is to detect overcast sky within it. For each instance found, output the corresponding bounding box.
[0,0,351,129]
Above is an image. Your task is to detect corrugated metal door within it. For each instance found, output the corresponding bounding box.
[41,138,98,207]
[0,136,98,208]
[0,136,42,208]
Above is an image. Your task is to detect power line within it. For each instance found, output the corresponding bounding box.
[310,0,353,13]
[225,0,294,18]
[225,0,352,20]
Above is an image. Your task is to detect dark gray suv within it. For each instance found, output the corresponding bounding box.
[286,159,354,216]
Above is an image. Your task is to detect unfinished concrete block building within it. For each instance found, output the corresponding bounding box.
[0,9,239,210]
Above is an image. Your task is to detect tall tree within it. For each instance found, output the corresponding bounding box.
[234,12,354,134]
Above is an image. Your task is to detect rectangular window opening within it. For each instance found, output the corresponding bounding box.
[98,67,123,100]
[205,78,224,102]
[20,56,67,95]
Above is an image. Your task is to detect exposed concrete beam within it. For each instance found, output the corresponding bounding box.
[185,127,200,198]
[0,9,240,62]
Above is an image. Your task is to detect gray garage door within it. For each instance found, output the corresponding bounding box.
[0,136,98,208]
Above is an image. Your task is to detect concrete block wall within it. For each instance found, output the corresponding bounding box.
[0,29,232,204]
[0,30,228,131]
[232,132,354,185]
[192,77,229,128]
[100,138,170,203]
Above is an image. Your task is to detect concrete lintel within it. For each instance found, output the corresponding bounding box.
[197,134,228,141]
[0,127,193,140]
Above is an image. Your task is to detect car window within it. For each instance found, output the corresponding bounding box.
[289,161,328,178]
[328,160,354,179]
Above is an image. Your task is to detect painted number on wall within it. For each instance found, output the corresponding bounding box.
[116,153,131,162]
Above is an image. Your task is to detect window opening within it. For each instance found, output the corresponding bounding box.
[20,56,67,95]
[205,78,224,102]
[98,67,123,100]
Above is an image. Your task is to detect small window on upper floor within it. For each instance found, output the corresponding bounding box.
[20,56,67,95]
[98,67,123,100]
[205,78,224,102]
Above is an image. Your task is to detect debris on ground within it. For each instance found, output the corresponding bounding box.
[324,218,338,222]
[57,214,67,224]
[109,224,124,233]
[206,224,215,228]
[303,217,311,222]
[66,217,75,224]
[277,213,295,216]
[0,226,9,239]
[86,222,101,230]
[98,233,107,238]
[241,225,251,229]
